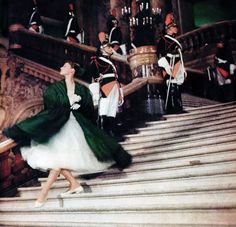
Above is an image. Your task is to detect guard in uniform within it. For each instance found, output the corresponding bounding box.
[96,31,108,54]
[65,3,83,43]
[156,13,186,113]
[214,39,235,102]
[106,10,123,54]
[89,41,123,137]
[28,4,44,33]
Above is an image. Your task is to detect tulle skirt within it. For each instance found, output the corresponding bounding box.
[21,114,114,173]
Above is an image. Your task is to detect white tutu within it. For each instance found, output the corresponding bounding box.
[21,114,114,173]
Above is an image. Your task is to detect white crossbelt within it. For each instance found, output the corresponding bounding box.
[167,53,180,58]
[101,73,116,79]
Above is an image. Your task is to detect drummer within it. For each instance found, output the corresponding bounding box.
[89,41,123,138]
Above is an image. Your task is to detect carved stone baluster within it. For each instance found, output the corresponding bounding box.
[193,33,199,50]
[0,151,12,192]
[8,24,24,50]
[7,55,17,79]
[11,149,31,186]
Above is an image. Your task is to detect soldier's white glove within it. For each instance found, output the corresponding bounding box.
[230,64,236,75]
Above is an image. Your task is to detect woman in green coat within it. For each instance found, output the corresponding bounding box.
[3,61,132,207]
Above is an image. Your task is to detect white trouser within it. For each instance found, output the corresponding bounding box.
[99,84,119,117]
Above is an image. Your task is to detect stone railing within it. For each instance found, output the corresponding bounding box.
[9,27,128,71]
[0,44,50,196]
[177,20,236,70]
[7,54,90,86]
[9,20,236,72]
[178,20,236,52]
[8,27,164,96]
[0,138,41,197]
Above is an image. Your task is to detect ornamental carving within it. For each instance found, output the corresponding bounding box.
[0,72,49,141]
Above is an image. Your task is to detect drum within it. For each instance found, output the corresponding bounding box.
[128,45,161,81]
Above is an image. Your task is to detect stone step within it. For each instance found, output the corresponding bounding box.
[131,149,236,170]
[28,142,235,189]
[117,149,236,177]
[183,101,236,112]
[4,221,229,227]
[36,142,236,184]
[181,93,220,108]
[2,102,236,227]
[130,109,236,133]
[123,131,236,151]
[34,140,235,184]
[123,118,236,143]
[173,101,236,114]
[36,161,236,190]
[146,103,236,126]
[0,209,235,226]
[131,137,236,157]
[18,170,236,199]
[133,141,236,162]
[128,108,236,134]
[1,190,236,211]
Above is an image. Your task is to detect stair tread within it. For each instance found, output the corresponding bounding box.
[2,101,236,226]
[2,189,236,205]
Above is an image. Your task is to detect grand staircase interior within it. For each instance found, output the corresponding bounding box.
[1,99,236,226]
[1,20,236,226]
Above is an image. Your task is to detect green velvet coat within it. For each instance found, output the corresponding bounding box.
[4,80,132,169]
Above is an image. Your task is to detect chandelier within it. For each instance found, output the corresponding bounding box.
[121,0,162,27]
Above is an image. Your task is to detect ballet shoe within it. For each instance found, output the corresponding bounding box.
[60,185,84,196]
[34,200,45,208]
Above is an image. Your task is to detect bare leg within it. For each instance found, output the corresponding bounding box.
[60,169,80,191]
[36,169,61,203]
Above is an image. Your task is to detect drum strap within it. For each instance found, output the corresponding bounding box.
[164,35,182,49]
[99,57,117,77]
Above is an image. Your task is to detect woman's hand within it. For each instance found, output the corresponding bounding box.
[69,94,81,105]
[71,103,81,110]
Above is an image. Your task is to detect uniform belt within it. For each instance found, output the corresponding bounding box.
[101,73,116,79]
[167,53,180,58]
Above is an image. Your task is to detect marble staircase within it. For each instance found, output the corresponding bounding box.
[0,101,236,226]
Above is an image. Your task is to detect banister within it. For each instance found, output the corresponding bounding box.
[178,20,236,38]
[185,67,204,75]
[11,20,236,67]
[0,138,16,154]
[12,28,128,67]
[177,20,236,52]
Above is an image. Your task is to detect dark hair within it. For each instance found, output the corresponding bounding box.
[66,61,84,78]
